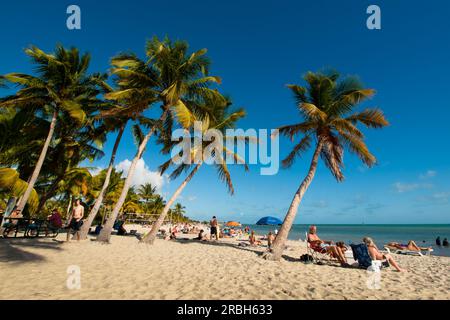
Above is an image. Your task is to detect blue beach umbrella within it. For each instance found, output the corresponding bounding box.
[256,216,282,226]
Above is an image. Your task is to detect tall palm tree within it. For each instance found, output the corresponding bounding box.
[97,36,223,242]
[140,97,248,244]
[0,45,102,212]
[264,70,389,261]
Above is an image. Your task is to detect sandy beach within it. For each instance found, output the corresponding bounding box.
[1,226,449,300]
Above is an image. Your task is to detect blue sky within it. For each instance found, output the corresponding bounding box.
[1,0,449,223]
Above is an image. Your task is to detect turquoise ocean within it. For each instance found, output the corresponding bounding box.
[241,224,450,257]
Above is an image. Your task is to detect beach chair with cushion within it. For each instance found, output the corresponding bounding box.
[350,243,388,271]
[383,245,433,257]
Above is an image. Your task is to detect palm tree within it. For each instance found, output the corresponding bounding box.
[97,36,223,242]
[78,116,128,240]
[140,97,248,244]
[0,45,102,212]
[171,203,186,223]
[150,195,166,216]
[264,70,389,261]
[138,183,157,212]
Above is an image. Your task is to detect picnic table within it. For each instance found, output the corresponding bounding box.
[0,217,60,239]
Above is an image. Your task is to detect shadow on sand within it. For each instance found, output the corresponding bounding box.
[0,238,64,264]
[175,237,302,262]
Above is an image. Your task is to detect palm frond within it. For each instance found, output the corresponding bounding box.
[282,135,312,168]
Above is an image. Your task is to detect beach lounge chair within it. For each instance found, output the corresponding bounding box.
[383,245,433,257]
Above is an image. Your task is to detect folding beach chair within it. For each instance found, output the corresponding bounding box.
[305,232,334,264]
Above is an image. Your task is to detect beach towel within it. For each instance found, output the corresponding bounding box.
[350,243,372,269]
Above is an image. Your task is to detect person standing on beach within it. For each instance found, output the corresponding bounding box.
[67,199,84,242]
[210,216,219,241]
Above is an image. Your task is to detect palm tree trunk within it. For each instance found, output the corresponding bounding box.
[141,163,202,244]
[65,195,73,223]
[16,110,58,212]
[97,109,169,243]
[264,139,324,261]
[79,123,126,240]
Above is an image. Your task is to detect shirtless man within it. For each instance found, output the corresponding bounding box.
[67,199,84,242]
[210,216,219,241]
[307,225,348,266]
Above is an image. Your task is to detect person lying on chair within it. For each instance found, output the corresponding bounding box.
[386,240,431,252]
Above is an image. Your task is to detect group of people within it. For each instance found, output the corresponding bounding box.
[0,198,85,241]
[307,225,407,272]
[436,236,449,247]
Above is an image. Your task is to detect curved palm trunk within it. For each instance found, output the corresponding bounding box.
[141,163,202,244]
[96,109,168,243]
[16,110,58,212]
[65,195,73,223]
[79,123,126,240]
[265,139,324,261]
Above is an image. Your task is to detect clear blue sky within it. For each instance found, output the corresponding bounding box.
[1,0,449,223]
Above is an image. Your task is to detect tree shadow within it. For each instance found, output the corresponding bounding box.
[0,238,64,264]
[176,238,300,262]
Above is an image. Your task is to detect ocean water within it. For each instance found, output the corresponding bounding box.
[243,224,450,257]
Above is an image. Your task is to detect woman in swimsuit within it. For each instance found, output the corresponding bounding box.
[364,237,406,272]
[387,241,431,252]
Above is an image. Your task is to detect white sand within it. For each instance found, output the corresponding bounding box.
[0,228,449,300]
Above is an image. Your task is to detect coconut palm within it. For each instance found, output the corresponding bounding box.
[264,70,389,261]
[150,195,166,216]
[0,45,102,212]
[171,203,186,223]
[140,97,248,244]
[78,114,129,239]
[138,183,157,212]
[97,36,223,242]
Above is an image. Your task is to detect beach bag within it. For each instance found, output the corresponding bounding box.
[350,243,372,269]
[300,254,314,264]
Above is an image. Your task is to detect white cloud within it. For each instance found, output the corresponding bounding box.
[394,182,420,193]
[431,192,450,203]
[89,167,105,176]
[115,159,166,192]
[394,182,433,193]
[188,196,197,202]
[420,170,437,179]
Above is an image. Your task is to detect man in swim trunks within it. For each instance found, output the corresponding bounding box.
[307,225,348,266]
[210,216,218,241]
[67,199,84,242]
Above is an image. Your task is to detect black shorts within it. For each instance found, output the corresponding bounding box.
[210,227,217,235]
[69,219,83,231]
